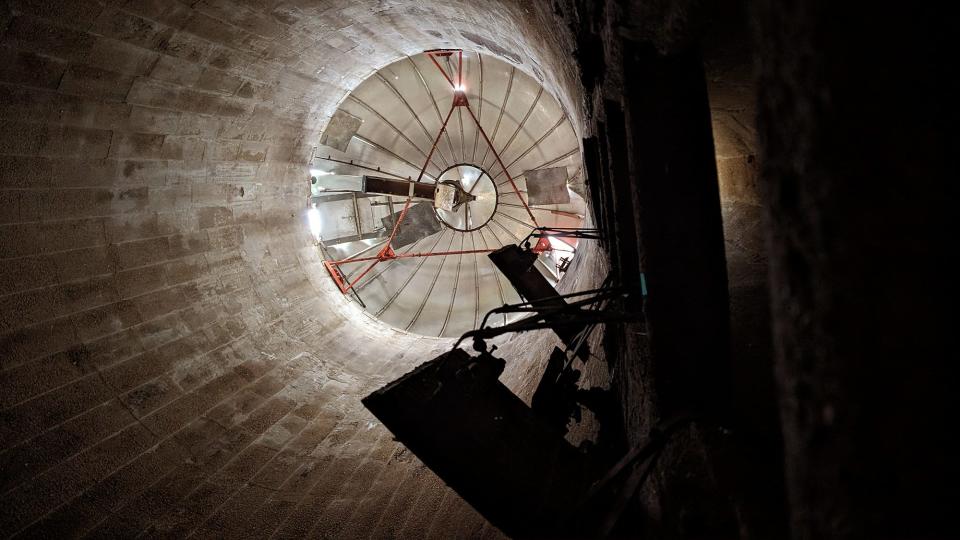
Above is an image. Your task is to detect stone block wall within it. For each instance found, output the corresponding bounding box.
[0,0,581,537]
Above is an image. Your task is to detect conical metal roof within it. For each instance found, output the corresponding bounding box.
[311,50,585,337]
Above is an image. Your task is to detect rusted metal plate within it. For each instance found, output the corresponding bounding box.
[381,202,442,248]
[320,109,363,152]
[525,167,571,205]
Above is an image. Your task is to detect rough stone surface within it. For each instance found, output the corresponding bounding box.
[0,1,578,537]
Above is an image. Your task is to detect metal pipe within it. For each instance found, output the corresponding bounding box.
[327,246,496,266]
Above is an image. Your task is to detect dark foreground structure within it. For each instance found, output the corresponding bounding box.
[0,0,955,539]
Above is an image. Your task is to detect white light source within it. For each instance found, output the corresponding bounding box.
[309,169,334,177]
[307,205,322,242]
[455,84,465,92]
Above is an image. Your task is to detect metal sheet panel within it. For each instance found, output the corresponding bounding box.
[525,167,571,205]
[320,109,363,152]
[381,202,443,248]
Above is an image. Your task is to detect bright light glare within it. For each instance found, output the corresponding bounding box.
[307,205,322,241]
[455,84,465,92]
[309,169,333,177]
[548,235,576,252]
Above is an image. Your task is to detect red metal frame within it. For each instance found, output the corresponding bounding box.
[323,49,540,294]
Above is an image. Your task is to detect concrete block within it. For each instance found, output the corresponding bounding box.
[111,236,171,271]
[161,136,206,160]
[0,283,66,332]
[0,155,53,188]
[123,0,193,28]
[197,206,233,229]
[165,254,209,286]
[716,155,760,206]
[6,0,106,27]
[86,37,160,76]
[160,31,214,64]
[239,141,269,162]
[0,400,132,497]
[38,218,106,253]
[168,231,211,258]
[0,218,45,266]
[104,212,161,243]
[55,245,115,282]
[115,263,166,299]
[148,185,193,211]
[0,317,77,370]
[176,114,221,138]
[200,0,283,39]
[207,225,243,250]
[216,96,254,118]
[0,46,68,88]
[1,15,96,62]
[59,65,135,102]
[41,125,112,159]
[196,67,243,94]
[183,12,250,50]
[208,140,241,161]
[116,162,166,190]
[39,188,116,220]
[81,327,144,369]
[59,101,133,132]
[0,255,58,296]
[0,190,19,223]
[126,106,181,134]
[150,54,203,86]
[59,275,120,313]
[0,119,48,155]
[0,373,113,451]
[126,79,218,115]
[122,376,182,418]
[102,348,173,393]
[71,299,142,341]
[60,159,120,188]
[109,132,165,159]
[93,8,174,50]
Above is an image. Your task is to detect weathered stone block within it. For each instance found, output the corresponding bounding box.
[55,246,115,282]
[239,141,269,162]
[41,125,112,159]
[59,275,120,313]
[1,15,95,61]
[71,299,142,341]
[93,8,174,50]
[37,219,106,253]
[150,54,203,86]
[161,136,206,160]
[59,65,135,102]
[0,46,68,88]
[86,37,160,76]
[196,67,243,94]
[109,132,165,159]
[111,236,171,270]
[126,106,181,134]
[0,155,53,188]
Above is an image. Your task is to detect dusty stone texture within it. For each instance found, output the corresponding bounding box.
[754,2,956,538]
[0,1,581,537]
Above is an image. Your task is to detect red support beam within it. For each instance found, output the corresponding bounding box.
[323,48,538,295]
[462,103,540,227]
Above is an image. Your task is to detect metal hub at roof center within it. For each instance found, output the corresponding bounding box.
[434,164,497,232]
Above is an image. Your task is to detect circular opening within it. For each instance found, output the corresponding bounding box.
[433,164,498,232]
[310,50,587,337]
